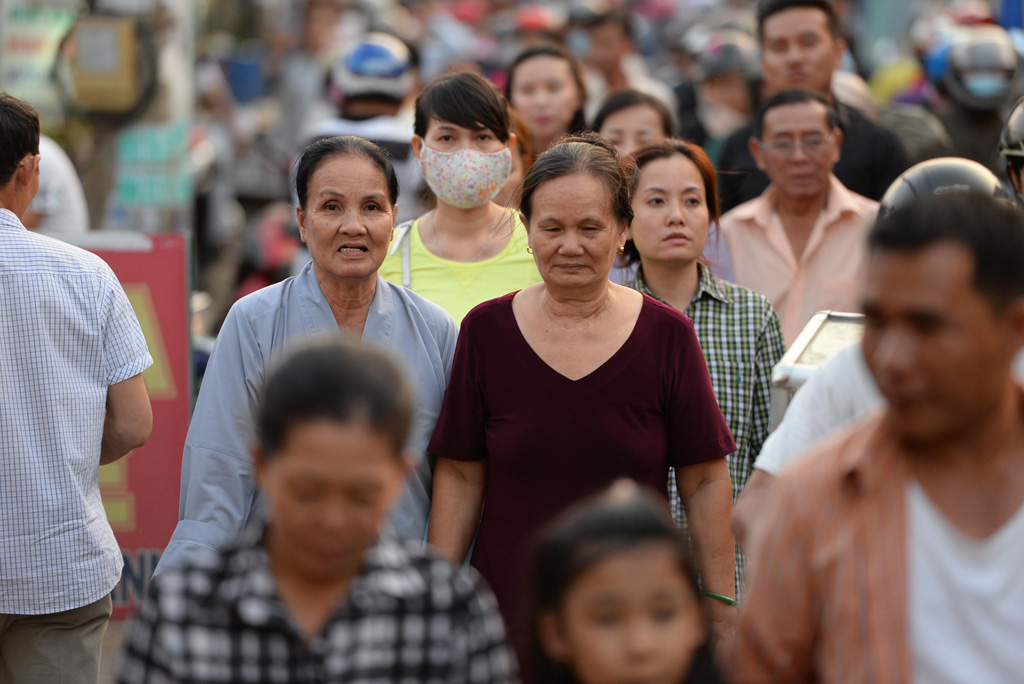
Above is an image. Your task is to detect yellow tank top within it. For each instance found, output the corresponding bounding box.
[379,209,542,325]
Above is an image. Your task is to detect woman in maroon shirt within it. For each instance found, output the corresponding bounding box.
[427,134,737,650]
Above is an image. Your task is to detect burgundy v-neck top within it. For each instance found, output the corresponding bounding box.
[427,292,735,635]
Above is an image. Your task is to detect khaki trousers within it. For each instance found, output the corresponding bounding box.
[0,594,112,684]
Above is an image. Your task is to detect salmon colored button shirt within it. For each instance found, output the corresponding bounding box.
[718,175,878,345]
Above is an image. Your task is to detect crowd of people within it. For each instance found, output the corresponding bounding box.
[6,0,1024,683]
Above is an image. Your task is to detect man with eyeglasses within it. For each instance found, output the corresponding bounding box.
[716,0,910,213]
[718,88,878,344]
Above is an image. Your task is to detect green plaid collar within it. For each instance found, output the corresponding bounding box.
[628,263,732,308]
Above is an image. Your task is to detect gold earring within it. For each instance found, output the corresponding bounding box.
[527,245,533,254]
[617,246,626,255]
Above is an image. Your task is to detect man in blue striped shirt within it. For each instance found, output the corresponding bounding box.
[0,92,154,684]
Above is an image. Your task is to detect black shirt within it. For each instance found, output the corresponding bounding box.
[716,102,912,213]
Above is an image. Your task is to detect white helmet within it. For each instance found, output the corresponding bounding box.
[331,32,414,102]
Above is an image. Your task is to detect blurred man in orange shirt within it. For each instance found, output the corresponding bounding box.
[729,192,1024,684]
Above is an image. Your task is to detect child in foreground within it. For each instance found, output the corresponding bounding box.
[526,482,723,684]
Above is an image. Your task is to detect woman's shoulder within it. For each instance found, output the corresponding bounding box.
[635,289,696,332]
[379,218,424,276]
[713,276,772,306]
[226,273,305,324]
[705,276,781,328]
[461,291,517,327]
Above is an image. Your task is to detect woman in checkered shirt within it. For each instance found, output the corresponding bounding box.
[623,139,786,594]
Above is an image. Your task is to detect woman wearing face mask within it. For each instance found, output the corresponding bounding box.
[506,45,588,156]
[624,140,785,593]
[380,72,542,324]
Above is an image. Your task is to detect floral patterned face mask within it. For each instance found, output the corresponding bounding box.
[418,140,513,209]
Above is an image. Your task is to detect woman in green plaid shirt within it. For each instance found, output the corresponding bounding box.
[625,139,786,594]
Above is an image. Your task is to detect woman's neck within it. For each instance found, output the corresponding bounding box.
[540,279,616,322]
[433,200,501,239]
[314,267,377,336]
[424,202,513,262]
[640,258,701,312]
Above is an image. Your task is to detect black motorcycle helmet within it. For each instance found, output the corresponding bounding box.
[879,157,1009,215]
[1000,96,1024,188]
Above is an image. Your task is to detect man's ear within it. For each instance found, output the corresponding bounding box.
[749,137,765,172]
[834,36,849,68]
[831,127,844,165]
[18,153,40,186]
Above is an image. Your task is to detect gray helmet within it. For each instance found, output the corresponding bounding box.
[879,157,1009,215]
[943,25,1017,111]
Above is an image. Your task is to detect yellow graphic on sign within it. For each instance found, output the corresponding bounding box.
[124,284,176,401]
[101,282,174,531]
[100,456,136,532]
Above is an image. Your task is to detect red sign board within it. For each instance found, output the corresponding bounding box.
[71,232,191,621]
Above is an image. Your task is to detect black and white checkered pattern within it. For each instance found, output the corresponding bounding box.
[116,516,519,684]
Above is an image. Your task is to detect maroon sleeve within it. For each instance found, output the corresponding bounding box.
[427,311,487,462]
[665,314,736,467]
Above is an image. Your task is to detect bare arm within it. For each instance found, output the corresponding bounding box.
[733,468,777,554]
[428,457,486,564]
[100,373,153,465]
[676,458,736,640]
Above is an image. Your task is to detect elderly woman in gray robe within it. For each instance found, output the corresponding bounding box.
[156,136,456,576]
